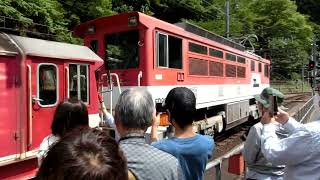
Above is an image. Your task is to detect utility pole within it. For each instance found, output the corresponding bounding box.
[225,0,230,38]
[311,37,318,95]
[302,67,304,93]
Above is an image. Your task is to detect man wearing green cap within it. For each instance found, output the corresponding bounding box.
[257,87,320,180]
[244,87,286,180]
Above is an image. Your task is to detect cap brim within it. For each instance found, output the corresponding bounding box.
[254,95,269,108]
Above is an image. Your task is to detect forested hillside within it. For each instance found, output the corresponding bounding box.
[1,0,319,80]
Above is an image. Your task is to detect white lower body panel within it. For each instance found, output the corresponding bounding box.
[102,84,269,110]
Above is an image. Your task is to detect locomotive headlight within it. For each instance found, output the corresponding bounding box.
[128,16,138,26]
[87,25,95,35]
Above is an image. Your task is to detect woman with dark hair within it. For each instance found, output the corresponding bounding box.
[36,128,128,180]
[37,98,89,165]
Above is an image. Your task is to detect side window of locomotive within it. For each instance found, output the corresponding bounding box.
[264,64,269,77]
[258,63,262,72]
[38,64,58,106]
[237,56,246,64]
[209,48,223,58]
[156,32,182,69]
[251,61,255,71]
[157,33,168,67]
[226,53,236,61]
[69,64,89,103]
[105,30,139,69]
[189,42,208,55]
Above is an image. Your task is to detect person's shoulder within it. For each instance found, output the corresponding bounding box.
[39,134,60,153]
[253,122,263,129]
[305,121,320,129]
[303,121,320,136]
[154,151,181,177]
[150,144,178,161]
[40,134,59,145]
[151,139,175,151]
[247,123,263,136]
[198,134,214,144]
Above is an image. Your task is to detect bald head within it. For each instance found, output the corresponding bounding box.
[115,88,154,131]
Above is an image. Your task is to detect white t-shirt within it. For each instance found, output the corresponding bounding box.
[37,134,60,166]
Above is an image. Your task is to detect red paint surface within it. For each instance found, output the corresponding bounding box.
[0,56,19,157]
[76,12,270,88]
[0,158,37,180]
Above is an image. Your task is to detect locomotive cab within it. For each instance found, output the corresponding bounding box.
[0,33,103,179]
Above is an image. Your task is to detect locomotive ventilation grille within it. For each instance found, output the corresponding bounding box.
[189,58,208,76]
[226,64,236,77]
[209,61,223,77]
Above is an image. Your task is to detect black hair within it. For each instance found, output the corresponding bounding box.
[36,128,128,180]
[51,98,89,137]
[165,87,196,129]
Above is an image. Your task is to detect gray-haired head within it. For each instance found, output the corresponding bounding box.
[115,88,154,131]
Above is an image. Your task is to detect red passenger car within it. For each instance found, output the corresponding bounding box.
[75,12,270,135]
[0,33,103,179]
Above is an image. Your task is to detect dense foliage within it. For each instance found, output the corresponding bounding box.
[0,0,319,80]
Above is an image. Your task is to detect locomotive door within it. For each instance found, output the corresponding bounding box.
[0,57,19,158]
[27,60,64,151]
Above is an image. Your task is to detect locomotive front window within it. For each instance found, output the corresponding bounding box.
[38,64,58,106]
[69,64,89,103]
[105,30,139,69]
[156,32,182,69]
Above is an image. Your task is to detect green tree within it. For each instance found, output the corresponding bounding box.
[248,0,312,79]
[0,0,69,41]
[59,0,114,29]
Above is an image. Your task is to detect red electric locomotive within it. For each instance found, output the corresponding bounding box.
[0,33,103,179]
[0,11,270,178]
[75,12,270,135]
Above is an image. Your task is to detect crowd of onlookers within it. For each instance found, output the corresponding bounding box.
[35,87,213,180]
[34,86,320,180]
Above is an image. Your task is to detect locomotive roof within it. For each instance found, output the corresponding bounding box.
[75,12,249,53]
[0,33,102,62]
[175,22,245,51]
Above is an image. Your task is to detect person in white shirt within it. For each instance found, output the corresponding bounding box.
[37,98,89,165]
[244,87,286,180]
[258,90,320,180]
